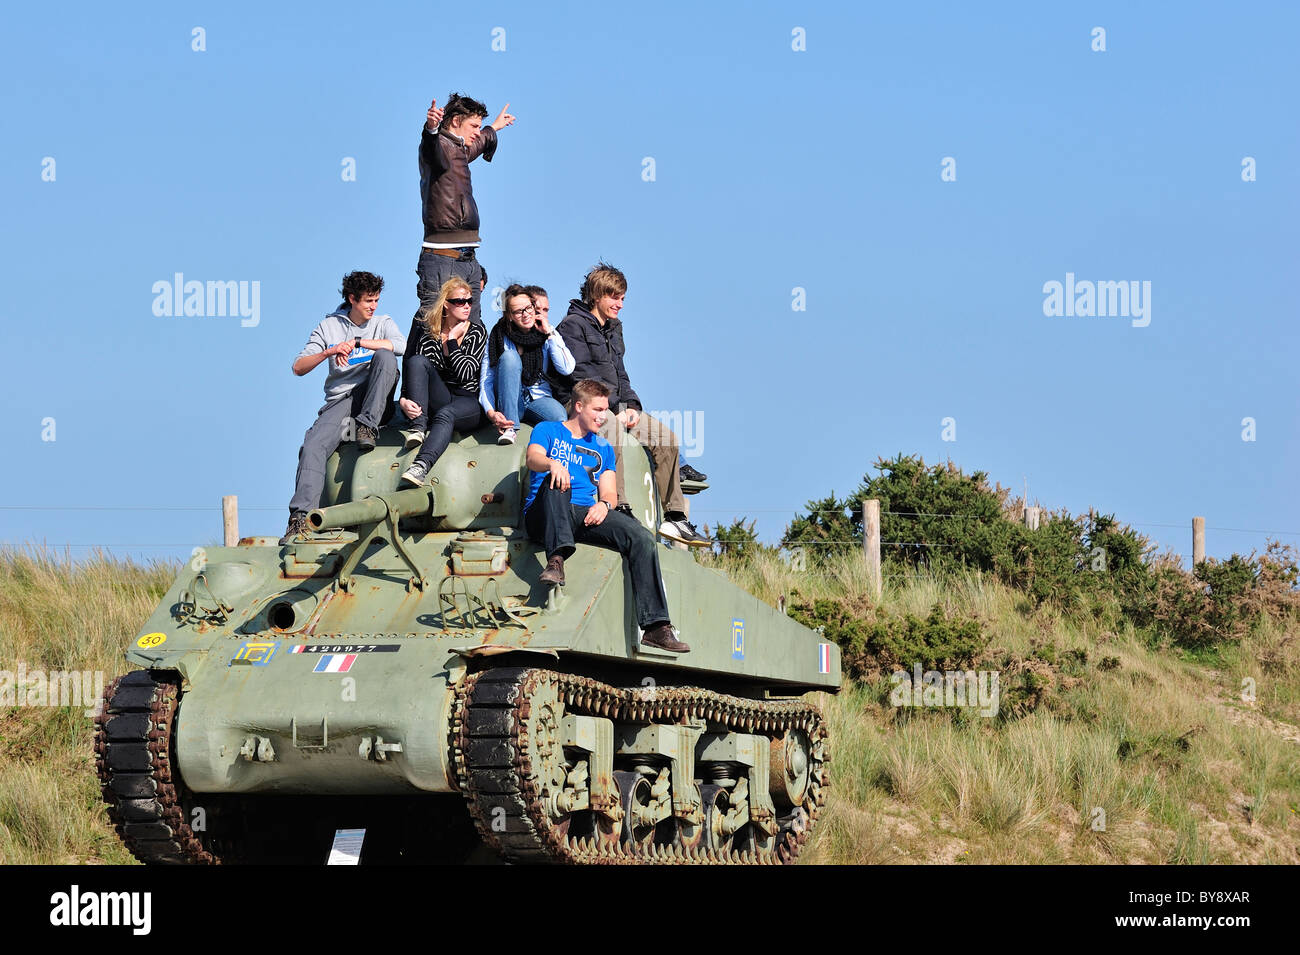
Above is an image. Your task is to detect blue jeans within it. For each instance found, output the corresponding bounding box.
[494,348,566,426]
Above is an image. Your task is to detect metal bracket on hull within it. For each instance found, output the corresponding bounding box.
[437,575,536,630]
[333,501,428,593]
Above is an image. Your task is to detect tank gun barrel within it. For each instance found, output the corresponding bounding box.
[307,486,435,531]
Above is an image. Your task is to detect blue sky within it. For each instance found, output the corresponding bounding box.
[2,1,1296,567]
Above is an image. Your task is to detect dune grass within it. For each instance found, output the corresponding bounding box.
[717,550,1300,864]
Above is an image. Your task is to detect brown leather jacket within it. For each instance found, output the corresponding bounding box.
[418,125,499,245]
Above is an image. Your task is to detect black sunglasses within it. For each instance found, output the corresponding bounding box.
[447,297,472,306]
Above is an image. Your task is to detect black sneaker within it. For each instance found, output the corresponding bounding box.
[658,516,710,548]
[680,463,708,482]
[401,460,430,487]
[280,512,309,545]
[613,503,634,517]
[357,424,377,452]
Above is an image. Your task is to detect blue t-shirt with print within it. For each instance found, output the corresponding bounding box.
[524,420,614,511]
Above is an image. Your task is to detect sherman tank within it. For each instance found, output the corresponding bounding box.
[93,422,841,864]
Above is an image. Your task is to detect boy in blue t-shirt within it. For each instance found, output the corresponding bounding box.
[523,379,688,653]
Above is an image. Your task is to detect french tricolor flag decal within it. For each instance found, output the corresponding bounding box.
[818,643,831,675]
[312,653,357,673]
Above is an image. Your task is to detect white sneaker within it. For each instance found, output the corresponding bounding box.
[658,518,711,548]
[498,427,517,445]
[401,428,426,451]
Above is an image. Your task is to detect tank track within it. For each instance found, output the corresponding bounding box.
[451,666,829,864]
[92,670,219,865]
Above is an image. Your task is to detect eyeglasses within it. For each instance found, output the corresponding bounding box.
[447,297,473,306]
[509,305,536,317]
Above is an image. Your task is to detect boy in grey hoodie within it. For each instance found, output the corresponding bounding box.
[281,271,407,544]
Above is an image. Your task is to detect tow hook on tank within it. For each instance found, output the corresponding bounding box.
[239,736,276,762]
[358,736,403,762]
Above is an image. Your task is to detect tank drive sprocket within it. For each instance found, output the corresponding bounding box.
[92,670,220,865]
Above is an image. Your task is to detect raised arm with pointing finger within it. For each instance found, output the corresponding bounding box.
[408,92,517,368]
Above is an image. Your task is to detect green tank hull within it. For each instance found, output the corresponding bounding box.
[95,424,841,863]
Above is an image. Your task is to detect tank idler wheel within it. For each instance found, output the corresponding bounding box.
[700,783,735,855]
[770,729,812,809]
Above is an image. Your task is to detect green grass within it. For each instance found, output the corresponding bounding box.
[0,546,172,864]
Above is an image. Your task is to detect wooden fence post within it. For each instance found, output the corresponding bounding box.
[863,499,882,599]
[1192,516,1205,566]
[223,495,239,547]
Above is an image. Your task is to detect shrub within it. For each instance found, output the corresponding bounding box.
[705,517,776,564]
[789,597,988,679]
[782,455,1299,654]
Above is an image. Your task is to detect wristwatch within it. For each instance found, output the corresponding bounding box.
[354,336,362,348]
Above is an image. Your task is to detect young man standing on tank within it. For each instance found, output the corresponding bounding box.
[554,263,708,548]
[524,378,690,653]
[408,93,515,359]
[280,271,406,545]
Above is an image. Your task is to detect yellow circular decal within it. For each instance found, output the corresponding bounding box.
[136,632,167,649]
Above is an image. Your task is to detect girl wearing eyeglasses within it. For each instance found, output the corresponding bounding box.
[479,283,576,446]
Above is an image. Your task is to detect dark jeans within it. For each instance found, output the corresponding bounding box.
[288,350,397,516]
[524,481,670,630]
[403,355,483,468]
[408,251,482,350]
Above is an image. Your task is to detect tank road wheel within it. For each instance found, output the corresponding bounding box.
[673,783,707,852]
[700,783,735,855]
[614,769,674,850]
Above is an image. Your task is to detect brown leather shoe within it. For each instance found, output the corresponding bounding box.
[540,554,565,586]
[641,622,690,653]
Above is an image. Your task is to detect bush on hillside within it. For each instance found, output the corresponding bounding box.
[1129,544,1300,650]
[705,517,778,564]
[773,454,1300,654]
[789,597,988,679]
